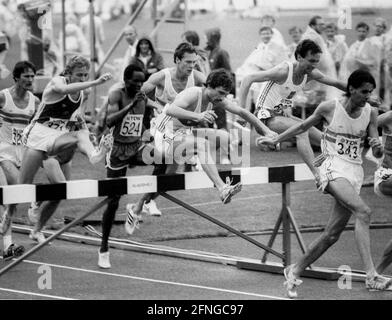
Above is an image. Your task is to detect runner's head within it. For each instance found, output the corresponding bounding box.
[173,42,198,76]
[356,22,369,41]
[123,64,145,95]
[13,60,36,91]
[259,26,273,44]
[205,68,232,103]
[346,70,376,107]
[62,55,90,83]
[295,40,322,73]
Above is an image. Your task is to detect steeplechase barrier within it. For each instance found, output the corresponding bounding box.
[0,164,340,280]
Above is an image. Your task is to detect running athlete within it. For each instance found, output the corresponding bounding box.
[258,70,392,298]
[153,69,276,204]
[126,43,207,222]
[373,110,392,276]
[98,64,146,269]
[0,61,40,260]
[18,56,113,243]
[239,39,347,179]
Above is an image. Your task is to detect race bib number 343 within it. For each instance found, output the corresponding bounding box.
[336,136,361,160]
[11,127,23,145]
[120,114,143,137]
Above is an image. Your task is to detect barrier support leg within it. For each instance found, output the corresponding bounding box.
[0,198,110,277]
[238,183,339,280]
[160,192,284,260]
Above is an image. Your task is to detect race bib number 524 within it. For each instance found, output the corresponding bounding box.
[120,114,143,137]
[336,136,361,160]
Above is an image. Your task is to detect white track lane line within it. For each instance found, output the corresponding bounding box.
[117,189,317,215]
[116,189,319,216]
[0,287,76,300]
[23,260,290,300]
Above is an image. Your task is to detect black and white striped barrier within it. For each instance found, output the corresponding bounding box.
[1,164,339,281]
[0,164,313,205]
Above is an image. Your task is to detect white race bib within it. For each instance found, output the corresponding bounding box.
[120,114,143,137]
[11,127,23,145]
[336,136,361,160]
[45,118,68,131]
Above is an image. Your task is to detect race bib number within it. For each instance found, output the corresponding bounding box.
[120,114,143,137]
[273,99,293,114]
[45,118,68,131]
[336,136,361,160]
[11,127,23,145]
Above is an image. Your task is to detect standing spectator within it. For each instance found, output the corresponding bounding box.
[301,15,338,101]
[369,18,388,101]
[339,22,380,90]
[205,27,232,130]
[287,27,303,59]
[0,30,10,79]
[80,11,106,65]
[42,37,61,77]
[122,25,139,73]
[259,14,286,48]
[131,37,164,80]
[129,36,164,130]
[182,30,210,76]
[325,22,348,75]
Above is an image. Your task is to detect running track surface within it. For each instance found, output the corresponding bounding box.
[1,228,392,301]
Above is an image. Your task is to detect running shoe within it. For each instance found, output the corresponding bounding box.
[143,200,162,217]
[90,133,114,164]
[2,243,25,261]
[283,265,303,299]
[98,250,111,269]
[219,177,242,204]
[124,204,140,235]
[366,274,392,291]
[29,230,46,244]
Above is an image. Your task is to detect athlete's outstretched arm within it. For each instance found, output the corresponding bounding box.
[222,100,275,136]
[238,65,282,110]
[259,101,329,146]
[309,69,346,92]
[141,71,165,112]
[368,108,383,158]
[51,73,112,95]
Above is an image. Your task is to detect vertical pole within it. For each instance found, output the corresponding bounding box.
[152,0,158,48]
[89,0,97,118]
[61,0,66,68]
[282,183,291,266]
[183,0,188,31]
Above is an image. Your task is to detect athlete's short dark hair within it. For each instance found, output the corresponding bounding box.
[356,22,369,31]
[205,69,233,92]
[13,60,36,81]
[123,64,144,81]
[294,39,322,60]
[346,70,376,97]
[173,42,197,63]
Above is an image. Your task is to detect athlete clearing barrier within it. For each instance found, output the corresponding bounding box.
[239,39,347,185]
[258,70,392,298]
[19,55,113,244]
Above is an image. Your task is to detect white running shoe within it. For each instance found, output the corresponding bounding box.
[143,200,162,217]
[124,204,140,235]
[98,250,111,269]
[90,133,114,164]
[219,178,242,204]
[27,202,40,225]
[283,265,303,299]
[29,230,46,244]
[366,274,392,291]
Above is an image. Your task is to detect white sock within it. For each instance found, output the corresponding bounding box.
[3,234,12,251]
